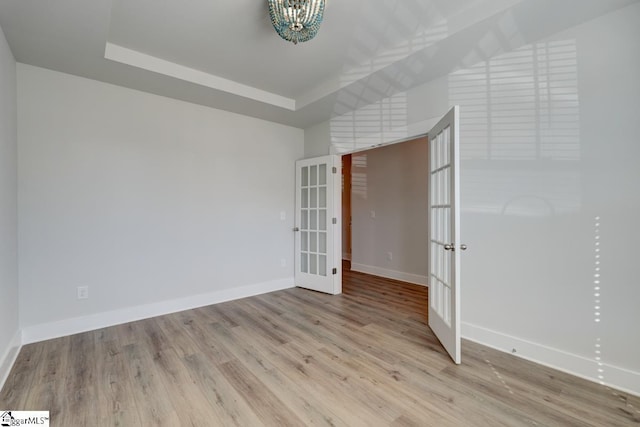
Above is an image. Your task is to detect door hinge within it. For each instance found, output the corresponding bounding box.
[332,268,337,275]
[332,217,337,224]
[332,166,337,174]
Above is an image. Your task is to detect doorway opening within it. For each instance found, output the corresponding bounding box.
[340,136,429,289]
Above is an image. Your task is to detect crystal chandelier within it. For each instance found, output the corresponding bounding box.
[268,0,325,45]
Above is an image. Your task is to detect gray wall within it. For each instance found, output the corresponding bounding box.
[18,64,304,334]
[0,23,19,384]
[350,138,429,285]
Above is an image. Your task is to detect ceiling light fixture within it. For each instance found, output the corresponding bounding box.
[268,0,325,45]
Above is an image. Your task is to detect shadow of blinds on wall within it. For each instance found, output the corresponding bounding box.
[329,13,449,154]
[450,39,580,161]
[449,39,581,217]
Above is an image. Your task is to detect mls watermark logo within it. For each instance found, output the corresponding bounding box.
[0,411,49,426]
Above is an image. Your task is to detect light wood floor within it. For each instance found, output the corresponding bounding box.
[2,268,639,426]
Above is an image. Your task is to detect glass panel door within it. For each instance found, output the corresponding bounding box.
[428,106,462,364]
[295,156,341,294]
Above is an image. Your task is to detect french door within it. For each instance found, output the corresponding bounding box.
[428,106,463,364]
[293,107,462,364]
[294,155,342,294]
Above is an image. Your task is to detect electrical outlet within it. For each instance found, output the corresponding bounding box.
[387,252,393,261]
[77,286,89,300]
[370,210,376,219]
[281,258,287,267]
[280,211,286,221]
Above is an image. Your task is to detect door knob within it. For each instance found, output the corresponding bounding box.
[293,227,300,232]
[444,243,467,251]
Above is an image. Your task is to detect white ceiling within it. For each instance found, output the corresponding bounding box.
[0,0,637,128]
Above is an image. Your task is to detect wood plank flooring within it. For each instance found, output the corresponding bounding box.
[2,268,639,426]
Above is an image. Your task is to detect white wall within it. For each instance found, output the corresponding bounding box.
[304,121,331,158]
[18,64,304,339]
[305,4,640,394]
[0,23,19,387]
[350,138,429,285]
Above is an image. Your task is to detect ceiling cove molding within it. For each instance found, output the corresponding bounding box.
[104,43,296,111]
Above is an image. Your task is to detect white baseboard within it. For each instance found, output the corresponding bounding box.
[351,263,428,286]
[462,322,640,397]
[0,330,22,391]
[22,277,294,345]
